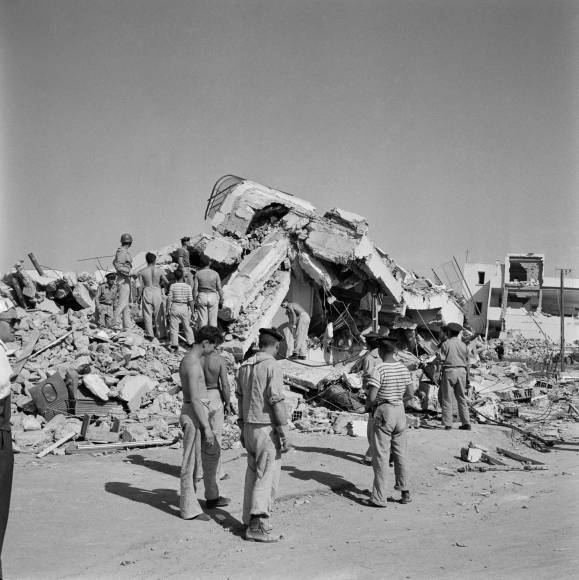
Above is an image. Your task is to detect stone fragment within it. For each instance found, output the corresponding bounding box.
[83,374,110,401]
[117,375,157,412]
[121,423,150,442]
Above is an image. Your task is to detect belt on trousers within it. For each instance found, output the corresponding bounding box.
[377,400,402,407]
[443,366,467,369]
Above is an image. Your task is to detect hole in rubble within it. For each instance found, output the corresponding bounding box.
[246,203,290,234]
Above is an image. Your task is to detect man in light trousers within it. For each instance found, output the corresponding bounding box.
[112,233,134,330]
[236,328,289,542]
[167,269,195,352]
[365,336,414,507]
[179,326,230,520]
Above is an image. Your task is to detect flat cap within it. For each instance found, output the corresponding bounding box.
[443,322,463,333]
[364,332,382,342]
[259,327,284,342]
[105,272,116,280]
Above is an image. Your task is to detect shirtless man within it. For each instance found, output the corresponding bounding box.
[139,253,169,341]
[281,301,310,360]
[179,326,230,520]
[202,334,234,480]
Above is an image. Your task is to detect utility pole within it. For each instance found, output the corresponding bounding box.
[556,267,571,372]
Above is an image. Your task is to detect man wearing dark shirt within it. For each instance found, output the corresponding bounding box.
[176,237,193,287]
[95,273,117,328]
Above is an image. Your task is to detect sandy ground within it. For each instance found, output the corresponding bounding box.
[4,422,579,580]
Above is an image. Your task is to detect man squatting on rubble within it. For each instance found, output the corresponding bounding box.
[112,233,134,331]
[94,273,117,328]
[365,336,413,507]
[179,326,230,521]
[361,332,382,465]
[0,340,14,579]
[167,269,195,352]
[139,253,169,341]
[193,255,223,328]
[202,338,234,481]
[438,322,472,431]
[236,327,289,542]
[281,301,310,360]
[176,236,193,287]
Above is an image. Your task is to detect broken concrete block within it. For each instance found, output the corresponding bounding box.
[22,415,43,431]
[117,375,157,412]
[121,423,150,442]
[73,331,90,352]
[305,221,361,265]
[298,251,336,291]
[461,447,483,463]
[190,233,243,266]
[82,374,110,401]
[220,231,289,321]
[324,208,368,236]
[14,430,50,448]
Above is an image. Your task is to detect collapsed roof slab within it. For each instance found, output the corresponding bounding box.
[324,208,369,237]
[355,238,404,303]
[404,293,464,325]
[305,220,363,265]
[209,179,317,237]
[220,230,290,322]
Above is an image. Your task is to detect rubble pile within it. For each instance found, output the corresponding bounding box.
[4,308,187,454]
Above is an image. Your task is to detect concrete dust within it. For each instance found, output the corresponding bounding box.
[5,426,578,580]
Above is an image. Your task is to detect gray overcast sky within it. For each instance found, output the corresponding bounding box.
[1,0,578,278]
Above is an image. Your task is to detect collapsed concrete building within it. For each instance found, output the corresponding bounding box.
[137,175,464,361]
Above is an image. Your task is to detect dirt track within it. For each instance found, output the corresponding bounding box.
[5,423,579,580]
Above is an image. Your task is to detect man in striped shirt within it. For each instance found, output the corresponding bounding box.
[167,269,195,352]
[365,336,414,507]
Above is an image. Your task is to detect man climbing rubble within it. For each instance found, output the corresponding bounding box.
[94,273,117,328]
[236,328,289,542]
[281,301,310,360]
[139,253,169,342]
[167,268,195,352]
[438,322,471,431]
[179,326,230,521]
[201,330,234,481]
[112,233,134,331]
[176,236,193,287]
[193,255,223,328]
[364,336,413,507]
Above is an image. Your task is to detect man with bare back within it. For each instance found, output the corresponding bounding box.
[139,252,169,341]
[179,326,230,521]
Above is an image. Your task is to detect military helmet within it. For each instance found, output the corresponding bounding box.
[120,233,133,244]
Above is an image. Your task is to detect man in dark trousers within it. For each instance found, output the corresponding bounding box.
[0,340,14,579]
[236,328,289,542]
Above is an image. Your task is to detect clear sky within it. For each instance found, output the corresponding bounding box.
[1,0,578,279]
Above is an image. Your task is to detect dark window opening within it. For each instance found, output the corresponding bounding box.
[477,271,485,285]
[475,302,483,315]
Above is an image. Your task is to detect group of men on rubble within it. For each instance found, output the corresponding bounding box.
[95,234,224,352]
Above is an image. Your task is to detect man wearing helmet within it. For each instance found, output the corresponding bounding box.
[112,233,134,331]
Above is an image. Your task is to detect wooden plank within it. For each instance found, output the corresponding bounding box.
[496,447,545,465]
[65,439,174,454]
[36,432,77,458]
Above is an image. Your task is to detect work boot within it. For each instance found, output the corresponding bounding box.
[459,424,472,431]
[206,496,231,509]
[400,491,412,504]
[245,516,282,543]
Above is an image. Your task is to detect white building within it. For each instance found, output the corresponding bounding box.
[463,254,579,343]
